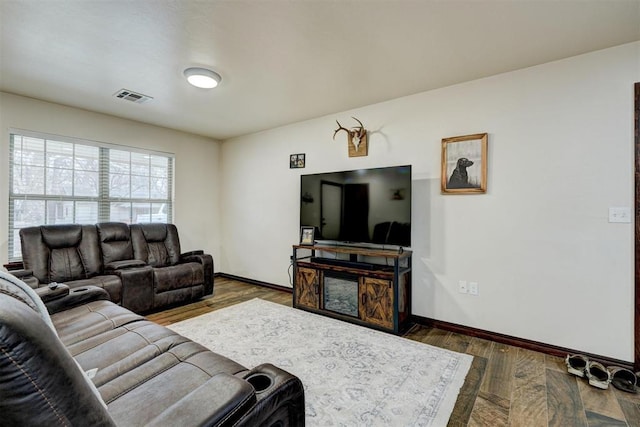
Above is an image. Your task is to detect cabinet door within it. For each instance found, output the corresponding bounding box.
[295,267,320,309]
[359,277,394,329]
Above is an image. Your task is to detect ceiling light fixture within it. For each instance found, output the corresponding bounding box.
[183,67,221,89]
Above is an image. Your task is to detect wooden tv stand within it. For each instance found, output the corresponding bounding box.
[292,244,412,334]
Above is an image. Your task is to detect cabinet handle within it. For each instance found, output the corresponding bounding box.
[314,284,319,294]
[361,294,366,305]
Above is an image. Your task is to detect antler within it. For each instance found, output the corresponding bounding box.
[333,120,350,140]
[351,116,366,138]
[332,117,368,156]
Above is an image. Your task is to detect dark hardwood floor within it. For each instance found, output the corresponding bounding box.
[146,277,640,427]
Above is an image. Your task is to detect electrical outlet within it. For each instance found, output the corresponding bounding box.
[609,207,631,223]
[458,280,468,294]
[469,282,479,296]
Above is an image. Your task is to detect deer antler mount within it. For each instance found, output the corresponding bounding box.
[333,117,368,157]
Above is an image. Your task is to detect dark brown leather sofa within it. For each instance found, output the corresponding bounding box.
[0,271,305,426]
[11,222,213,313]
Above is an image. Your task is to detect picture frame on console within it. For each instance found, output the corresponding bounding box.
[300,226,315,245]
[441,133,487,194]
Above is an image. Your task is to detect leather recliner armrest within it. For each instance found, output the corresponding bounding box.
[10,268,33,279]
[44,286,111,315]
[179,252,214,296]
[35,283,70,303]
[179,251,212,269]
[111,265,154,313]
[104,260,154,313]
[179,251,209,265]
[234,363,305,426]
[9,269,40,288]
[180,250,204,258]
[105,259,147,271]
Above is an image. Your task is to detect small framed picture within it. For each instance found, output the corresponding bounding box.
[300,226,315,245]
[441,133,488,194]
[290,153,306,169]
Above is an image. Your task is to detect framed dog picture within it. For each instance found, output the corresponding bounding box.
[441,133,488,194]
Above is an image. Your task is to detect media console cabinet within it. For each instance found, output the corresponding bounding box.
[292,244,412,334]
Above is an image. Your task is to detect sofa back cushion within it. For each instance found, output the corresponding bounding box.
[20,224,102,284]
[0,270,55,332]
[131,223,181,267]
[97,222,135,266]
[0,271,115,426]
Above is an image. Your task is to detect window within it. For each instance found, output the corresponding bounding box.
[9,130,174,260]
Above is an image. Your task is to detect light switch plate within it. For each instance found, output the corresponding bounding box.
[458,280,468,294]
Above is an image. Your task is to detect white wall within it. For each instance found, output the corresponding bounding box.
[221,42,640,361]
[0,92,222,268]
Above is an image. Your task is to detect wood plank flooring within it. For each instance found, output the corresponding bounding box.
[146,277,640,426]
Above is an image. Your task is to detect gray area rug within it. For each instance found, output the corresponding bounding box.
[168,298,472,426]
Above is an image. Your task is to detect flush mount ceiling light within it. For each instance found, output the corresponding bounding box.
[183,67,221,89]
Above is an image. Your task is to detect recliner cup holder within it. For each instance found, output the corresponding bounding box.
[246,373,273,393]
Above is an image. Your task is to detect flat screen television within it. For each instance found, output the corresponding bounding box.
[300,165,411,248]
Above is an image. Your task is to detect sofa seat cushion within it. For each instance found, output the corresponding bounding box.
[65,275,123,304]
[145,373,257,427]
[108,363,255,426]
[52,300,143,347]
[68,321,246,385]
[60,319,249,425]
[153,262,204,293]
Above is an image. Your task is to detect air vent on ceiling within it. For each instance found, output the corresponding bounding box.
[113,89,153,104]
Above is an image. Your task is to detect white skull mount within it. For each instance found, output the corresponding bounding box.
[332,117,368,157]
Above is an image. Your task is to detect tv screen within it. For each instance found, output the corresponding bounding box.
[300,165,411,247]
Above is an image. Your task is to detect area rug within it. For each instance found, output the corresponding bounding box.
[167,298,472,426]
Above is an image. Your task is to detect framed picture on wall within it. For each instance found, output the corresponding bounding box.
[290,153,306,169]
[441,133,488,194]
[300,226,315,245]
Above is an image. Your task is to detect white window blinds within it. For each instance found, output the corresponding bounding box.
[8,130,174,260]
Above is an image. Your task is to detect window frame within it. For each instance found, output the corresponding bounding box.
[8,129,175,261]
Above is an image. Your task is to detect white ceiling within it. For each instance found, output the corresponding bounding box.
[1,1,639,141]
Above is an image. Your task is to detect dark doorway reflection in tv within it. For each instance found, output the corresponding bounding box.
[320,181,341,239]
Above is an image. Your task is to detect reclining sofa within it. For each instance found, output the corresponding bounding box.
[11,222,213,313]
[0,271,305,426]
